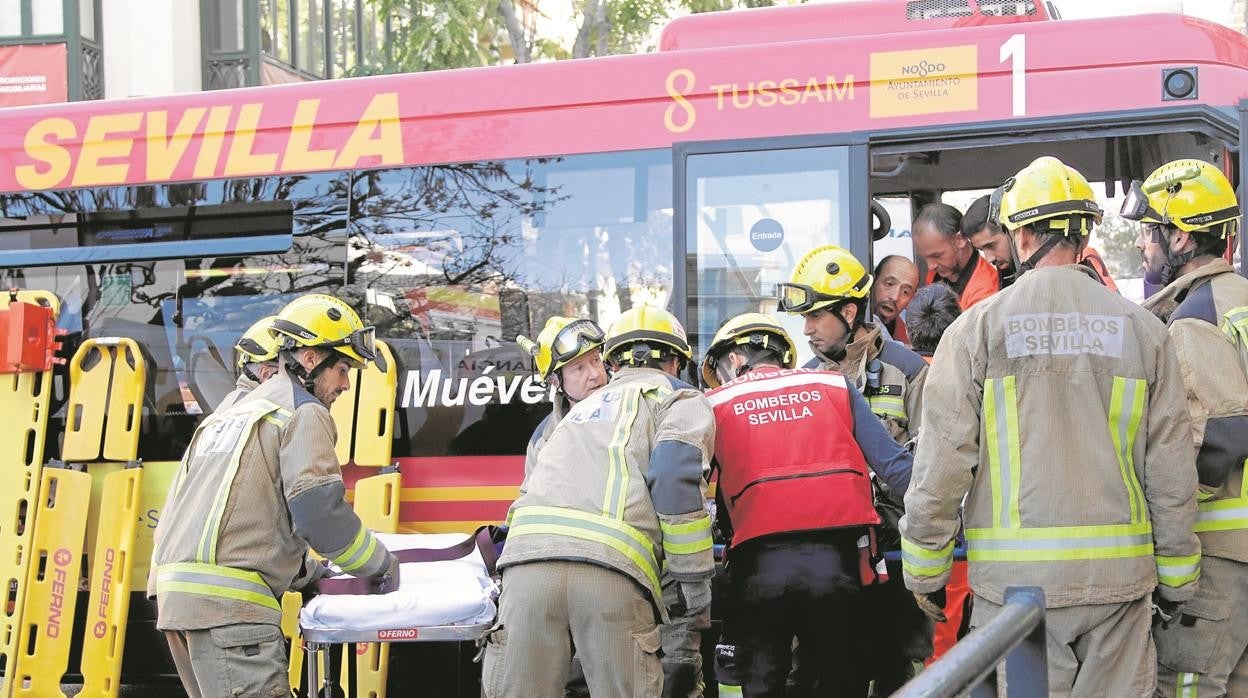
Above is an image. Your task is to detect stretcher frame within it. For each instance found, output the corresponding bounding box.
[301,622,491,697]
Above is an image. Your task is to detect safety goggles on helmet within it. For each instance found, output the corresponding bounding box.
[987,179,1011,229]
[1121,180,1167,224]
[549,319,606,366]
[317,326,377,368]
[776,283,854,314]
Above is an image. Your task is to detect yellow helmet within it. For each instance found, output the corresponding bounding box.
[269,294,376,368]
[994,156,1103,234]
[603,305,692,366]
[516,316,605,384]
[700,313,797,388]
[1121,158,1240,237]
[777,246,871,314]
[235,315,280,370]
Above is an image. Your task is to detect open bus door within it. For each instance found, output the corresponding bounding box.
[674,136,871,371]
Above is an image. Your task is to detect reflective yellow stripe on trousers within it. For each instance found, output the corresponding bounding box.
[967,376,1154,563]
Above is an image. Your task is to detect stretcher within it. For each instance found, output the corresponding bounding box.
[298,532,499,697]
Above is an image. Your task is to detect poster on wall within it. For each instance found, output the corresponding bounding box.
[0,43,68,107]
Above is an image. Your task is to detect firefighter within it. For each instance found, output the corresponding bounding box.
[514,316,612,697]
[964,193,1119,292]
[902,156,1201,695]
[516,316,610,466]
[218,315,282,410]
[150,294,399,698]
[486,305,715,698]
[1127,158,1248,696]
[701,313,913,697]
[778,245,927,444]
[778,245,931,693]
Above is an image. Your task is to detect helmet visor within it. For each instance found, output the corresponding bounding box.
[1121,180,1165,223]
[550,319,605,364]
[776,283,840,314]
[324,326,376,366]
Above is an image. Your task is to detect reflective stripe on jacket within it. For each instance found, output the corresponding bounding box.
[808,324,927,445]
[151,373,391,630]
[902,265,1200,607]
[1144,259,1248,563]
[499,367,715,620]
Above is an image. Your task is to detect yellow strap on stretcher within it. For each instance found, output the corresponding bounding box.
[0,291,59,698]
[10,465,92,698]
[62,338,147,463]
[78,465,144,698]
[331,340,398,467]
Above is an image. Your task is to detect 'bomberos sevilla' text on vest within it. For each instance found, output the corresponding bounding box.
[707,366,878,547]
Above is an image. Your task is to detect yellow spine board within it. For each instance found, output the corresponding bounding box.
[329,362,359,466]
[352,341,397,467]
[11,467,91,698]
[0,292,58,698]
[77,467,143,698]
[101,342,144,462]
[351,470,402,698]
[329,340,397,467]
[62,339,146,463]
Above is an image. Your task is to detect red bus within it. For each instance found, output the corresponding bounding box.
[1,0,1245,692]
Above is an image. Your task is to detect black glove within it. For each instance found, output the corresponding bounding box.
[1152,593,1184,629]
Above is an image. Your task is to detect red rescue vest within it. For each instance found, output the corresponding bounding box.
[707,366,879,547]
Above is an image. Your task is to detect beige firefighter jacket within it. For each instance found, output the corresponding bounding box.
[500,367,716,620]
[1143,259,1248,563]
[150,372,394,630]
[216,373,260,412]
[901,265,1200,608]
[811,323,927,445]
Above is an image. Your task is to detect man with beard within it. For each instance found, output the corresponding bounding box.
[1128,158,1248,696]
[871,255,919,346]
[779,246,931,693]
[964,193,1119,293]
[151,295,398,698]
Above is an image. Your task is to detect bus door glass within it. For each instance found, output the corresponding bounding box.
[681,145,851,370]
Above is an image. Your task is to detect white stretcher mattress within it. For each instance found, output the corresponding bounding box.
[300,532,498,633]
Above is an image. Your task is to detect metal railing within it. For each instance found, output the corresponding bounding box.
[895,586,1048,698]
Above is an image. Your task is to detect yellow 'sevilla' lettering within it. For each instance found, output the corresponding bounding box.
[72,112,143,187]
[16,118,75,190]
[224,103,279,176]
[193,106,233,179]
[146,108,207,181]
[280,99,336,172]
[333,92,402,169]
